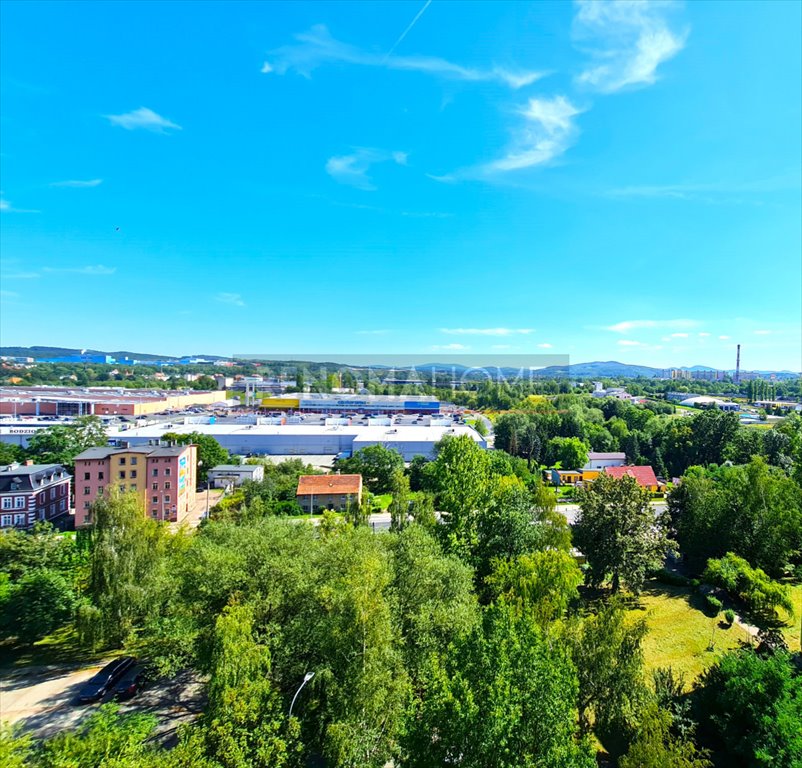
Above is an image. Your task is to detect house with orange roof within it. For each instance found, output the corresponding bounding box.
[296,474,363,513]
[602,465,660,493]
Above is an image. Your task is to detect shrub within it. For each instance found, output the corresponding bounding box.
[652,568,692,587]
[705,595,723,615]
[723,608,735,625]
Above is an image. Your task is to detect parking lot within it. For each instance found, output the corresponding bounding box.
[0,660,205,744]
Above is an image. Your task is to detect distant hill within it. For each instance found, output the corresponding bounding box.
[0,346,226,362]
[532,361,664,378]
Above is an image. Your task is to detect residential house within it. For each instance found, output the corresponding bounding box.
[583,452,626,470]
[602,465,660,493]
[0,462,71,529]
[207,464,264,488]
[296,474,363,513]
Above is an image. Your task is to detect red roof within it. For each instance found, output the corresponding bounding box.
[296,474,362,496]
[603,465,658,487]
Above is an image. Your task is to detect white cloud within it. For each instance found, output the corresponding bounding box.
[618,339,645,346]
[537,343,553,349]
[215,292,246,307]
[0,197,39,213]
[606,318,698,333]
[477,95,583,175]
[1,271,39,279]
[51,179,103,188]
[262,24,545,88]
[0,199,9,212]
[42,265,116,275]
[670,332,689,338]
[698,332,710,337]
[105,107,181,133]
[719,335,731,340]
[574,0,687,93]
[440,327,535,336]
[431,343,469,351]
[754,329,771,335]
[326,148,407,190]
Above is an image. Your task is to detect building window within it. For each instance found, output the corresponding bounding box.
[84,502,90,510]
[130,457,138,465]
[164,467,171,476]
[98,472,104,481]
[1,498,11,510]
[14,514,26,526]
[119,471,126,479]
[152,496,158,504]
[119,458,126,465]
[152,469,159,477]
[60,499,66,511]
[97,486,104,494]
[164,482,171,490]
[14,497,25,509]
[84,472,90,481]
[130,470,137,479]
[164,495,171,503]
[152,483,158,491]
[130,484,137,491]
[1,514,11,527]
[83,487,91,495]
[50,487,56,500]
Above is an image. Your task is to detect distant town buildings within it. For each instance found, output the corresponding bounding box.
[0,462,71,529]
[0,386,221,417]
[678,396,739,412]
[73,443,197,526]
[296,474,363,513]
[583,452,627,470]
[259,393,441,414]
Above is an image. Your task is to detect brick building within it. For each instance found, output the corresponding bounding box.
[0,462,71,529]
[73,443,197,526]
[296,474,363,513]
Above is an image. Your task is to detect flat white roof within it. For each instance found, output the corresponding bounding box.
[108,423,481,442]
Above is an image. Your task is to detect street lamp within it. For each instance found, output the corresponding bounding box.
[289,671,315,718]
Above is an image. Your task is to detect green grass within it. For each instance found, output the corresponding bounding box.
[372,494,392,511]
[780,583,802,652]
[627,583,747,686]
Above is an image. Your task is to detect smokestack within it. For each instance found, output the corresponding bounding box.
[735,344,741,383]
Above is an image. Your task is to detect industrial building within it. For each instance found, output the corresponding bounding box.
[259,393,440,415]
[106,422,485,461]
[0,386,222,417]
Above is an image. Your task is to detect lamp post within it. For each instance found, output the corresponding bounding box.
[289,671,315,718]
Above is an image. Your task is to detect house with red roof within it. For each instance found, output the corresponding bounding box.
[602,465,660,492]
[296,474,363,513]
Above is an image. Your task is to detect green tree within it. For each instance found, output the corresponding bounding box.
[25,415,107,471]
[1,569,75,644]
[0,442,24,465]
[388,469,410,532]
[574,474,674,593]
[162,432,229,481]
[336,444,404,494]
[619,702,711,768]
[0,723,32,768]
[405,603,595,768]
[693,649,802,767]
[546,436,590,470]
[78,490,172,647]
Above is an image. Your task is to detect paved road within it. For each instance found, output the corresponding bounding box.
[0,662,204,745]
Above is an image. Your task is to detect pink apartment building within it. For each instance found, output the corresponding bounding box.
[73,443,197,526]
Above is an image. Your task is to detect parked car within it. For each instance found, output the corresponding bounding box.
[113,666,145,700]
[77,657,136,703]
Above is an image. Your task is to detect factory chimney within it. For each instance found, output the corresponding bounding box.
[735,344,741,383]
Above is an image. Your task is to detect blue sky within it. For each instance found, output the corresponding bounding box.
[1,0,800,370]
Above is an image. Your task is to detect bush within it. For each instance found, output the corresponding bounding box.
[723,608,735,625]
[705,595,723,615]
[652,568,692,587]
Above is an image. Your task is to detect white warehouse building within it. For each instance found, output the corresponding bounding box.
[106,423,486,461]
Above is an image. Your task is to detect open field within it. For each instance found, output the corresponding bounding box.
[628,583,748,685]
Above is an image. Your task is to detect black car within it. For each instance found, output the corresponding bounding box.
[113,666,145,700]
[77,657,136,703]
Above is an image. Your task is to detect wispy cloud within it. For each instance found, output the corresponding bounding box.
[262,24,544,88]
[105,107,181,133]
[754,329,772,336]
[0,290,19,299]
[431,343,469,351]
[42,265,116,276]
[698,332,710,337]
[385,0,432,60]
[537,343,553,349]
[618,339,645,347]
[326,148,407,190]
[670,332,689,338]
[51,179,103,188]
[440,327,535,336]
[1,271,40,279]
[606,318,698,333]
[0,197,39,213]
[484,96,583,174]
[215,292,245,307]
[574,0,686,93]
[606,175,800,201]
[719,335,731,340]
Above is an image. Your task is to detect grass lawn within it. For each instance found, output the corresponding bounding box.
[372,494,392,511]
[780,583,802,652]
[627,583,747,686]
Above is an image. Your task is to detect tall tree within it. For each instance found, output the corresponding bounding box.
[162,431,229,481]
[336,444,404,494]
[25,415,107,471]
[574,474,674,594]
